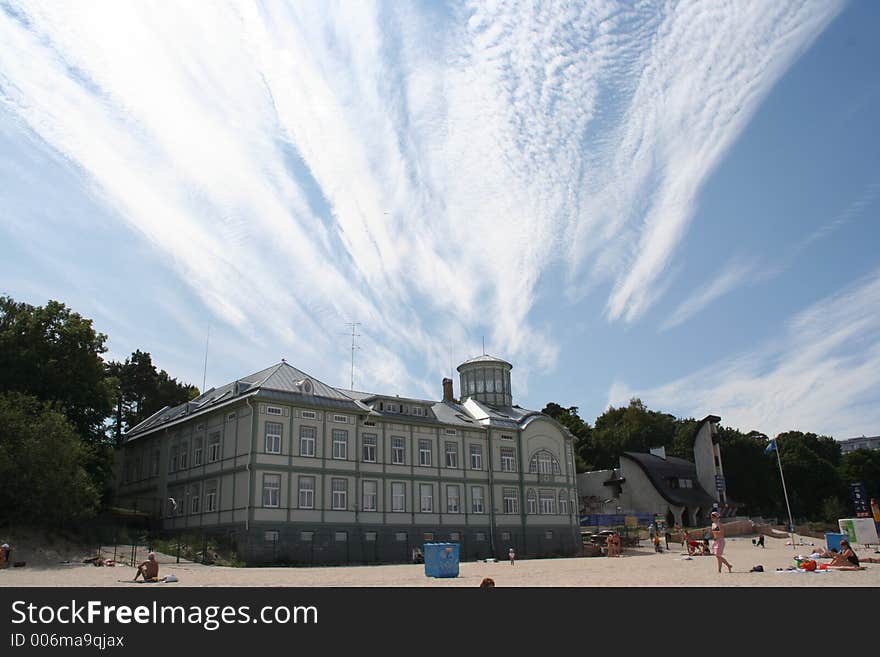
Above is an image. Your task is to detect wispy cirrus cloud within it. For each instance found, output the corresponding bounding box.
[609,269,880,439]
[0,1,845,398]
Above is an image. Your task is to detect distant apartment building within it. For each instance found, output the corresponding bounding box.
[840,435,880,454]
[115,355,580,563]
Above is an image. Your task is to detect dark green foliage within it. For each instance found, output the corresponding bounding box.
[541,403,593,471]
[0,392,100,526]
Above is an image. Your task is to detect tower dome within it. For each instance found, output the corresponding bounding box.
[457,354,513,407]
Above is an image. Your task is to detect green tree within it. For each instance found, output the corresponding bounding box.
[591,398,677,469]
[716,429,776,517]
[0,297,112,444]
[0,392,100,527]
[838,448,880,503]
[775,432,844,522]
[542,403,593,471]
[107,350,199,443]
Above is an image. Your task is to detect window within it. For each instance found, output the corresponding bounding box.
[331,478,347,510]
[475,531,486,542]
[503,488,518,514]
[423,532,434,542]
[208,433,220,462]
[545,530,554,540]
[418,439,432,467]
[501,433,514,441]
[267,405,282,416]
[501,447,516,472]
[362,480,377,512]
[301,410,317,420]
[335,531,347,542]
[299,426,316,457]
[265,530,279,543]
[265,422,282,454]
[539,490,556,514]
[444,428,456,436]
[205,480,217,512]
[395,532,407,542]
[298,476,315,509]
[391,437,405,464]
[392,482,406,512]
[559,491,568,515]
[168,447,178,473]
[227,412,236,421]
[362,434,377,462]
[333,414,348,424]
[446,485,460,513]
[152,450,160,476]
[365,532,377,542]
[527,489,537,514]
[450,532,460,542]
[363,420,376,427]
[385,403,398,413]
[189,483,201,513]
[193,438,203,467]
[445,442,458,468]
[412,407,424,417]
[501,531,511,541]
[300,531,314,542]
[470,444,483,470]
[471,486,485,514]
[262,474,281,508]
[419,483,433,512]
[332,429,348,460]
[179,443,189,469]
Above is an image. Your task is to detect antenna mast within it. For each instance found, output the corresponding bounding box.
[202,325,211,392]
[345,322,361,390]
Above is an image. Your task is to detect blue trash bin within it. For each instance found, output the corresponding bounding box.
[424,543,460,578]
[825,533,847,552]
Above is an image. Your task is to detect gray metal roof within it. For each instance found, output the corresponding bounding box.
[457,354,512,369]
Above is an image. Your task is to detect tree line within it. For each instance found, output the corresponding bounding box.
[542,399,880,523]
[0,296,198,528]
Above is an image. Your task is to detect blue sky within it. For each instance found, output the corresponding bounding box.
[2,1,878,439]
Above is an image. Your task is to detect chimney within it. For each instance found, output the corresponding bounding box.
[442,378,454,402]
[649,446,666,460]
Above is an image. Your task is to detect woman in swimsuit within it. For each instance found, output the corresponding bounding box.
[710,512,733,573]
[828,540,860,568]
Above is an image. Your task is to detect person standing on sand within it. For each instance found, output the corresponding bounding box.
[710,512,732,573]
[508,547,515,565]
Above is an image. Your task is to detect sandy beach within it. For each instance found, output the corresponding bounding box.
[2,534,877,587]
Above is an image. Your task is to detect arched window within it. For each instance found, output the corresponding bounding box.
[529,450,561,475]
[527,489,537,514]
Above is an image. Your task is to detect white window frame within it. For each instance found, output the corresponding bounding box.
[332,429,348,460]
[333,414,349,424]
[446,485,460,513]
[362,434,377,463]
[299,425,316,457]
[503,488,518,514]
[445,442,458,468]
[539,490,556,514]
[265,422,282,454]
[413,406,424,417]
[385,403,398,413]
[444,428,456,436]
[208,433,220,463]
[470,444,483,470]
[419,483,433,512]
[418,439,432,467]
[472,486,485,514]
[262,474,281,508]
[189,483,201,514]
[392,482,406,512]
[298,476,315,509]
[266,405,283,416]
[391,436,405,464]
[331,478,347,510]
[205,480,218,512]
[193,438,203,467]
[501,447,516,472]
[168,447,178,473]
[301,410,317,420]
[362,480,377,512]
[527,490,537,514]
[559,491,568,515]
[179,443,188,470]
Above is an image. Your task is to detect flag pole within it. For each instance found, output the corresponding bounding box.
[773,440,797,549]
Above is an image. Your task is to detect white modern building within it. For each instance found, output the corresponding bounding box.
[840,435,880,454]
[115,355,580,564]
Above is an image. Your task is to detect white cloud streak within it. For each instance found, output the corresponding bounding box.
[609,269,880,439]
[0,0,844,399]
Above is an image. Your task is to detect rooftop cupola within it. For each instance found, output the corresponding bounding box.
[457,354,513,407]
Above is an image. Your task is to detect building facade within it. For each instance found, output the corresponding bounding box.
[115,356,580,563]
[577,415,734,528]
[840,435,880,454]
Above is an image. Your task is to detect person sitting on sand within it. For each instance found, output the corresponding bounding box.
[0,543,9,569]
[134,552,159,581]
[828,540,860,568]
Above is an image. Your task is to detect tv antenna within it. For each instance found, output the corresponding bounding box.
[344,322,361,390]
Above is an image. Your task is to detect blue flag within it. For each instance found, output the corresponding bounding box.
[764,439,776,455]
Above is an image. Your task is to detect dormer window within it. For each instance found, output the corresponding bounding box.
[298,379,314,394]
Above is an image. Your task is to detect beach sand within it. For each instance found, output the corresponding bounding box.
[2,535,877,587]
